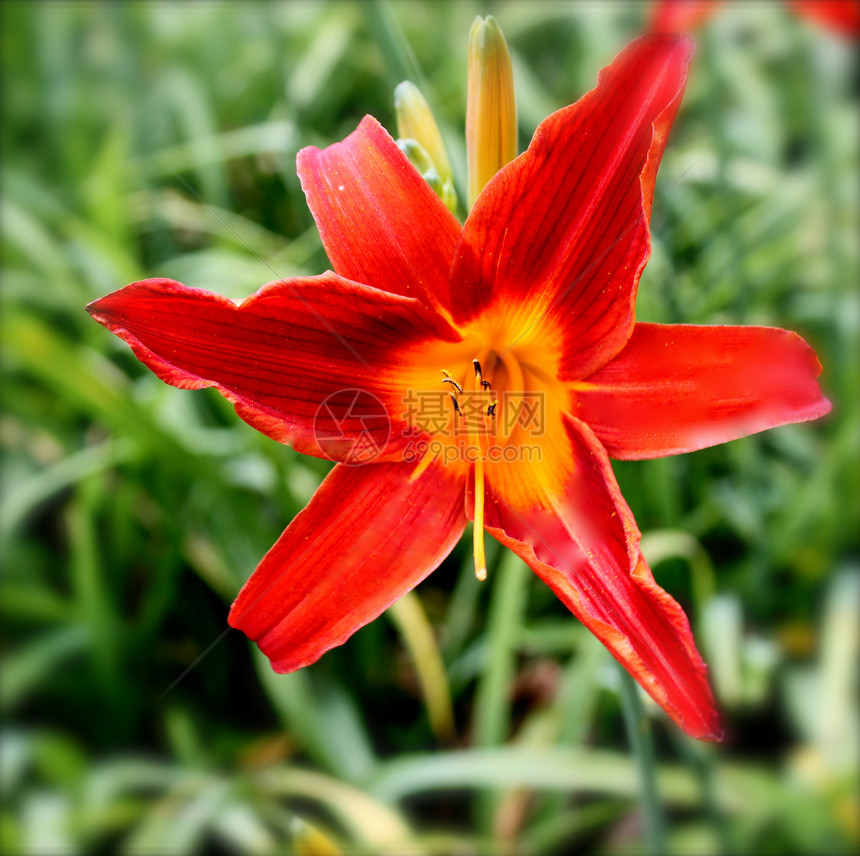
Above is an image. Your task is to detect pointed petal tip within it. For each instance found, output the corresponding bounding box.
[625,640,724,742]
[85,293,116,325]
[679,700,724,742]
[85,287,126,318]
[227,601,316,675]
[704,722,725,743]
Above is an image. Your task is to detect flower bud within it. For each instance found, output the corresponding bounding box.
[394,81,458,213]
[395,82,453,183]
[466,16,517,208]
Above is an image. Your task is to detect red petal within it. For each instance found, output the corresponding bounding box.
[482,416,722,741]
[228,459,466,671]
[451,34,694,377]
[87,276,459,462]
[650,0,720,34]
[573,323,832,460]
[297,115,462,315]
[789,1,860,38]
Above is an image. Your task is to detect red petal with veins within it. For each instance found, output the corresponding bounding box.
[298,115,462,316]
[482,416,722,741]
[229,459,466,671]
[86,276,459,462]
[574,323,832,460]
[451,34,693,378]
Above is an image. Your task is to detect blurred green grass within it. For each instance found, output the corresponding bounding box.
[1,1,857,854]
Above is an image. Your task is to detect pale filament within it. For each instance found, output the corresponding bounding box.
[471,358,489,581]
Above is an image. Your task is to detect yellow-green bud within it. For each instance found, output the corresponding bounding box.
[395,83,458,214]
[466,16,517,208]
[395,82,454,185]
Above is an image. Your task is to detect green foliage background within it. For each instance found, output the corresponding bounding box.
[1,2,857,854]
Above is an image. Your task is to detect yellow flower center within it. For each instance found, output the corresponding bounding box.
[400,308,568,580]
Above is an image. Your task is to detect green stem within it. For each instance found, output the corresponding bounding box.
[388,591,456,742]
[673,733,732,856]
[473,549,529,748]
[701,26,751,319]
[617,665,667,855]
[472,549,529,834]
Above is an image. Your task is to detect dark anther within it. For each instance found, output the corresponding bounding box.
[472,359,482,376]
[487,403,497,417]
[442,378,464,394]
[481,379,491,390]
[449,393,461,414]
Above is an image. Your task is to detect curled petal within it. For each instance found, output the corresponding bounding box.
[87,276,459,462]
[482,416,722,740]
[298,115,462,315]
[229,459,467,671]
[573,323,832,459]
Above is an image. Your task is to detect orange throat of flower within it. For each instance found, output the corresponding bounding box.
[403,309,568,581]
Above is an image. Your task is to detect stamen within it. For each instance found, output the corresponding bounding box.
[442,377,463,394]
[449,392,461,414]
[473,454,487,581]
[471,357,488,581]
[481,379,491,390]
[487,402,497,417]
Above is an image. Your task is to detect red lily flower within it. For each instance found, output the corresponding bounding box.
[87,35,830,741]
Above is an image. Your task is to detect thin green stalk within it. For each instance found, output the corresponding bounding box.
[471,548,529,834]
[443,539,499,665]
[388,591,455,742]
[531,632,605,826]
[673,734,732,856]
[701,26,751,318]
[363,0,424,89]
[617,666,666,855]
[472,549,529,748]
